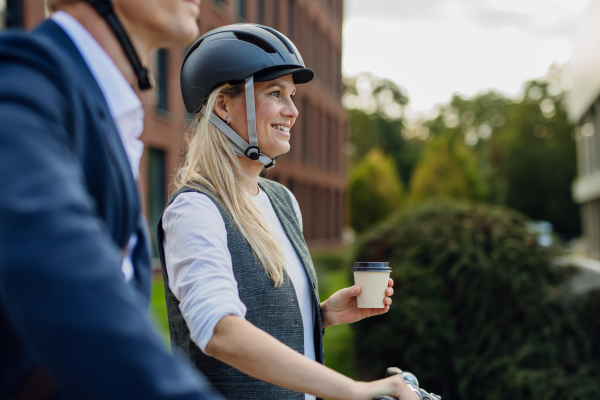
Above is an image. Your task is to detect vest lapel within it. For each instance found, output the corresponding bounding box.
[258,179,320,302]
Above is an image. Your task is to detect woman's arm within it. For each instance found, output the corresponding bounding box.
[206,315,416,400]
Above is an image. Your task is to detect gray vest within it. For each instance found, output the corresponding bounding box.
[157,178,324,400]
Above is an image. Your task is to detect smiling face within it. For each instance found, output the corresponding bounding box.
[113,0,201,48]
[215,74,299,160]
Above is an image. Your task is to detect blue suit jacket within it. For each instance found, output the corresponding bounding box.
[0,20,222,400]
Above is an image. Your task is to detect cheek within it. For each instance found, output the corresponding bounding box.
[256,101,280,131]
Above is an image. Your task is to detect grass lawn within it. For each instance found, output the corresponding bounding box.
[148,249,356,377]
[149,278,170,350]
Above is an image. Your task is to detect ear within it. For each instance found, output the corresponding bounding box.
[213,93,231,122]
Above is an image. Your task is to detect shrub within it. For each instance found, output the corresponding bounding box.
[349,148,405,234]
[352,200,600,400]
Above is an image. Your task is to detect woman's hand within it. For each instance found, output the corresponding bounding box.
[320,278,394,330]
[353,375,420,400]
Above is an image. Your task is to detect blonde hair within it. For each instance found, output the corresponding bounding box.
[176,83,288,287]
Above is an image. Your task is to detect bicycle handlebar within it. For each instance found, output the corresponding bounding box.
[372,367,441,400]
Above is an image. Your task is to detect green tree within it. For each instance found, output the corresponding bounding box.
[416,67,579,237]
[490,79,579,236]
[344,72,423,185]
[409,134,487,204]
[349,148,404,234]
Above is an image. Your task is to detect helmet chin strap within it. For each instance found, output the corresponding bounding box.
[87,0,152,90]
[201,76,277,169]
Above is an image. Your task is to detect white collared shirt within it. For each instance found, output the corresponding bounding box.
[52,11,145,281]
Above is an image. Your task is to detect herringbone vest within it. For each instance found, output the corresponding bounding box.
[157,178,324,400]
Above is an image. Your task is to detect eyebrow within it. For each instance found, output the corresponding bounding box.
[266,82,296,94]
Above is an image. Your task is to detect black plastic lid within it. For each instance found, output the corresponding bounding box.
[352,262,391,272]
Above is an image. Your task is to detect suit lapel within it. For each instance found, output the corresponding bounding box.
[33,20,147,280]
[33,21,140,220]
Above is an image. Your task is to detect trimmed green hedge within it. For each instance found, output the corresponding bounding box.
[352,200,600,400]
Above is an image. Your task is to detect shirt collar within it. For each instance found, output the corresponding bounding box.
[52,11,142,119]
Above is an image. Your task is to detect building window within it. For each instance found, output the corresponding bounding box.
[0,0,6,30]
[237,0,246,20]
[148,148,166,257]
[288,0,295,40]
[156,49,168,113]
[312,21,319,74]
[257,0,264,24]
[273,0,279,30]
[2,0,22,29]
[301,98,309,163]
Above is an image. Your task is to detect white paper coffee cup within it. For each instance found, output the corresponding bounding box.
[352,262,392,308]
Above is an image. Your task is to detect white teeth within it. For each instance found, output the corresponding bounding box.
[272,125,290,132]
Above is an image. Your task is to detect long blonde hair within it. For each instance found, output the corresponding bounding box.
[176,83,287,286]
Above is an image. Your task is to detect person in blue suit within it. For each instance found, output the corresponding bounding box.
[0,0,223,399]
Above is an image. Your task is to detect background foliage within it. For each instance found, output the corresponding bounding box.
[345,68,580,238]
[409,134,487,204]
[352,200,599,400]
[349,148,405,233]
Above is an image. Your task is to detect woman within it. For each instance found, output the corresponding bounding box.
[158,24,416,400]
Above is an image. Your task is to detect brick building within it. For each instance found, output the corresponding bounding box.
[1,0,348,252]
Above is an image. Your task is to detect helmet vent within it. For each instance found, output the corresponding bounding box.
[258,26,295,55]
[234,32,277,54]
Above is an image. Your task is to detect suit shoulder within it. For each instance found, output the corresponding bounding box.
[0,29,76,97]
[0,31,78,128]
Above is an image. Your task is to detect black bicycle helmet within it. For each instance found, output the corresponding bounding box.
[180,24,314,169]
[182,24,314,113]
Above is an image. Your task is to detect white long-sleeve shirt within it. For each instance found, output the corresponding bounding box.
[162,188,317,400]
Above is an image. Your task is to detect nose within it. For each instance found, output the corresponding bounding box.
[283,97,299,122]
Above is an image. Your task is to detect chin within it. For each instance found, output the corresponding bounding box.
[263,145,290,159]
[165,19,199,46]
[178,24,200,45]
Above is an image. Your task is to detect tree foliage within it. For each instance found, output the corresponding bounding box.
[489,80,579,236]
[349,148,404,234]
[352,200,599,400]
[344,72,423,185]
[419,69,579,236]
[409,134,487,204]
[345,68,579,237]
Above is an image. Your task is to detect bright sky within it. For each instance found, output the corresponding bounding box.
[343,0,593,115]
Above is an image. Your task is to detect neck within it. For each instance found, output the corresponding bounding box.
[57,2,151,90]
[238,156,264,196]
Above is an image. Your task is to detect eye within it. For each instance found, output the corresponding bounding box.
[269,91,280,98]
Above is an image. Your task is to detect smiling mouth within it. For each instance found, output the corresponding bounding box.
[271,124,290,133]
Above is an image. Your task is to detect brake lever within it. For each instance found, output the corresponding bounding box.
[372,367,441,400]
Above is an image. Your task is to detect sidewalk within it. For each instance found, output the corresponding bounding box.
[556,256,600,294]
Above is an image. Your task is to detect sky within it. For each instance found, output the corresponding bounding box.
[343,0,593,116]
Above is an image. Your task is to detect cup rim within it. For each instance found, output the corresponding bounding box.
[352,262,391,272]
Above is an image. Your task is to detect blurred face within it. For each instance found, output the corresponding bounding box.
[218,74,299,159]
[113,0,200,48]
